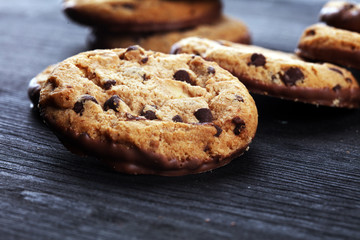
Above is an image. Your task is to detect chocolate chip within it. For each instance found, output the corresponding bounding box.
[232,117,246,135]
[204,145,210,152]
[170,45,182,54]
[172,115,183,122]
[73,95,98,116]
[126,113,145,121]
[122,3,135,9]
[235,94,244,102]
[126,46,138,52]
[271,75,277,82]
[280,67,305,86]
[103,80,116,90]
[173,70,193,85]
[329,67,343,75]
[248,53,266,67]
[207,66,216,74]
[332,84,342,92]
[194,108,213,123]
[343,3,355,11]
[214,125,223,137]
[306,29,316,36]
[142,110,157,120]
[141,56,149,64]
[104,95,122,112]
[346,78,353,83]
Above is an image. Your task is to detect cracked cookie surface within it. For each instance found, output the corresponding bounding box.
[34,46,258,176]
[171,37,360,108]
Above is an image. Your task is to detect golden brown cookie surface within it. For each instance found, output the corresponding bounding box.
[34,47,258,176]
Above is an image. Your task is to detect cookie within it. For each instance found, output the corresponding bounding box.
[88,16,251,53]
[63,0,222,32]
[320,1,360,33]
[28,64,57,109]
[171,37,360,108]
[34,46,258,176]
[296,23,360,70]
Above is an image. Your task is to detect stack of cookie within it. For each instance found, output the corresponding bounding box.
[296,1,360,71]
[62,0,251,53]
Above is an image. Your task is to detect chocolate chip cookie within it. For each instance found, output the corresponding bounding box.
[63,0,222,32]
[88,16,251,53]
[172,37,360,108]
[34,46,258,176]
[28,64,57,109]
[296,23,360,70]
[320,1,360,33]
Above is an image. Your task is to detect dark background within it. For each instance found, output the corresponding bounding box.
[1,0,359,239]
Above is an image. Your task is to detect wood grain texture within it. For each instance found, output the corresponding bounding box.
[1,0,359,239]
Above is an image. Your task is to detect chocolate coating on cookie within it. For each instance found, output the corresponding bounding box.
[320,1,360,33]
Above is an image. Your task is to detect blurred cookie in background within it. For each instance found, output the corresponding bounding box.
[88,16,251,53]
[63,0,222,32]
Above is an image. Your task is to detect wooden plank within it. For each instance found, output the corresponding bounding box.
[0,0,359,239]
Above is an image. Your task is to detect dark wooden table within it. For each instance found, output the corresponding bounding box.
[1,0,359,239]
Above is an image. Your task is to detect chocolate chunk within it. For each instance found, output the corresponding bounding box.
[126,113,145,121]
[214,125,223,137]
[343,3,355,11]
[173,70,192,85]
[207,66,216,74]
[142,110,157,120]
[306,29,316,36]
[73,95,98,116]
[345,78,353,83]
[280,67,305,86]
[194,108,213,123]
[332,84,342,92]
[172,115,183,122]
[248,53,266,67]
[141,56,149,64]
[235,94,244,102]
[329,67,343,75]
[104,95,122,112]
[204,145,210,152]
[126,46,138,52]
[232,117,246,135]
[122,3,135,9]
[103,80,116,90]
[271,75,277,82]
[171,45,182,54]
